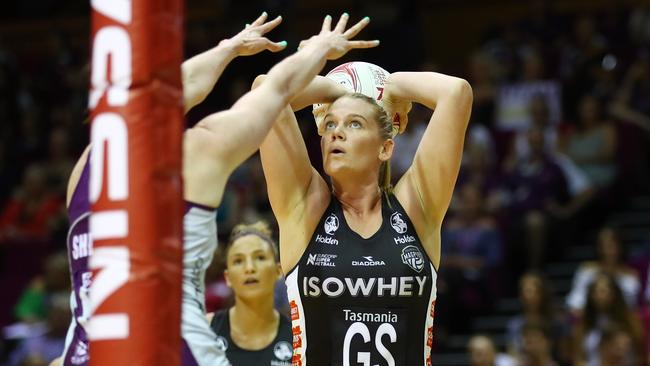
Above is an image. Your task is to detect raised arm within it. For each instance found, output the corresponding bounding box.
[258,76,347,270]
[182,12,286,113]
[389,72,473,225]
[183,14,378,207]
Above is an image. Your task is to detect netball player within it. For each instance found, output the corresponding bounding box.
[54,13,377,366]
[257,70,472,364]
[207,221,292,365]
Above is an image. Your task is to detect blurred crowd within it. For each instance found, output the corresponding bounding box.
[1,1,649,365]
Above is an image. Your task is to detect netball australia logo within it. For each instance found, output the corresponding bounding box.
[324,213,339,235]
[273,341,293,361]
[215,336,228,352]
[390,212,408,234]
[401,245,424,273]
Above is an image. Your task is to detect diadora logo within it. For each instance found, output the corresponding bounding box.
[352,256,386,266]
[393,235,416,245]
[315,234,339,246]
[324,213,339,235]
[401,245,425,273]
[307,253,337,267]
[390,212,408,233]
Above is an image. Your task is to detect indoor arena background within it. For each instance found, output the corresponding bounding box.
[0,0,649,365]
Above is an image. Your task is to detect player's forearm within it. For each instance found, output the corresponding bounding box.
[386,72,472,111]
[290,76,347,111]
[262,43,330,107]
[182,41,238,113]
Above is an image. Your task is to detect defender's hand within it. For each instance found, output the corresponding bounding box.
[298,14,379,60]
[222,12,287,56]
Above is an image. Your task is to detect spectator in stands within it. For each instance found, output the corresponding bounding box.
[597,326,636,366]
[572,273,645,366]
[506,272,568,362]
[558,15,607,82]
[0,164,63,243]
[515,323,559,366]
[609,55,650,193]
[609,56,650,133]
[7,294,69,366]
[504,125,568,269]
[438,183,503,332]
[566,225,641,313]
[467,334,516,366]
[466,51,500,129]
[13,252,69,323]
[507,94,593,206]
[560,94,618,190]
[453,130,504,218]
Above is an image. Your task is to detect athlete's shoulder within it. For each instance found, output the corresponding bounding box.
[66,145,91,208]
[209,308,230,331]
[277,312,293,339]
[278,311,292,326]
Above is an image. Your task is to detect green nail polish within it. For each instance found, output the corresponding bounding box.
[279,41,288,47]
[245,23,250,27]
[364,16,370,21]
[262,11,267,16]
[343,12,349,17]
[326,15,331,19]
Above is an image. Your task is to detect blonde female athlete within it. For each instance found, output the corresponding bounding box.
[257,69,472,365]
[54,12,377,366]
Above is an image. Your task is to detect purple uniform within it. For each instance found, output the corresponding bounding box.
[62,158,91,365]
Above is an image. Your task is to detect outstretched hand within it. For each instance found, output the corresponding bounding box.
[222,12,287,56]
[298,14,379,60]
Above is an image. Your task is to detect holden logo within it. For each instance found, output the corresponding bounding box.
[215,336,228,352]
[390,212,407,234]
[274,341,293,361]
[401,245,424,273]
[324,213,339,235]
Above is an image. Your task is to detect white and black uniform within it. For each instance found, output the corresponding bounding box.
[286,194,437,366]
[210,309,293,366]
[181,202,229,366]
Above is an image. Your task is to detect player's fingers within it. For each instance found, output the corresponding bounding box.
[347,40,380,49]
[259,15,283,33]
[321,15,332,33]
[343,16,370,39]
[266,39,288,52]
[251,11,268,26]
[334,13,350,33]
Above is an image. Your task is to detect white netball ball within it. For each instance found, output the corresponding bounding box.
[313,61,390,113]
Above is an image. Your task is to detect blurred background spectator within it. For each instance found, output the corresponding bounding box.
[506,272,569,363]
[571,273,645,366]
[566,225,641,313]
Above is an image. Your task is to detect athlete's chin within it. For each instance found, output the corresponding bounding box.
[324,162,351,178]
[237,287,274,300]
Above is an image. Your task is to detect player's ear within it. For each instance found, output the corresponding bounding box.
[276,263,283,280]
[224,269,232,287]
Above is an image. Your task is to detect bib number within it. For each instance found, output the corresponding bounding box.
[343,322,396,366]
[335,308,405,366]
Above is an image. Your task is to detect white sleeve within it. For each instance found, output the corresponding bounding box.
[566,267,595,310]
